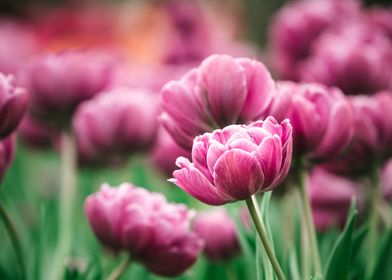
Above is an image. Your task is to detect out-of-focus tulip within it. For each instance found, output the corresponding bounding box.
[25,50,114,127]
[73,88,159,165]
[85,183,204,277]
[0,136,14,182]
[18,114,58,148]
[268,82,354,162]
[160,54,275,149]
[381,159,392,201]
[171,117,292,205]
[193,209,240,262]
[310,167,360,231]
[367,7,392,41]
[300,21,392,95]
[268,0,359,80]
[151,127,190,176]
[0,74,29,139]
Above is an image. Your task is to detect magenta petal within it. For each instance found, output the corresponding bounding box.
[214,149,264,200]
[198,55,247,126]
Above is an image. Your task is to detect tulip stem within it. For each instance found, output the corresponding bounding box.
[297,162,322,277]
[51,130,77,279]
[246,195,286,280]
[225,262,238,280]
[0,203,26,280]
[106,258,131,280]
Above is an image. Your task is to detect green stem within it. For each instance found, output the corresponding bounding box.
[106,258,131,280]
[297,162,322,277]
[50,130,77,280]
[0,203,26,280]
[246,195,286,280]
[225,262,238,280]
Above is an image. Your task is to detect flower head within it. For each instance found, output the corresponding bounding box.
[171,117,292,205]
[85,183,203,277]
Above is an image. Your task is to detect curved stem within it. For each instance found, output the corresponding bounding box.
[246,195,286,280]
[297,162,322,277]
[0,203,26,280]
[106,258,131,280]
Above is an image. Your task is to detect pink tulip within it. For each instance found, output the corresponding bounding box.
[151,127,191,176]
[310,167,360,231]
[268,0,359,80]
[300,21,392,95]
[171,117,292,205]
[268,82,354,161]
[18,114,58,148]
[0,136,14,182]
[160,54,275,149]
[73,88,159,165]
[85,183,203,276]
[193,209,240,262]
[25,50,114,127]
[0,74,29,139]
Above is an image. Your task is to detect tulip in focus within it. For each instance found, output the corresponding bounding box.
[0,74,29,139]
[85,183,203,276]
[193,209,240,262]
[0,136,15,182]
[160,54,275,149]
[171,117,292,205]
[310,167,360,231]
[73,88,159,165]
[268,82,354,162]
[25,50,114,127]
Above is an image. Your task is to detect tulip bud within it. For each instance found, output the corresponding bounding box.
[85,183,204,277]
[0,74,29,139]
[193,209,240,262]
[309,167,360,231]
[160,54,275,149]
[171,117,293,205]
[73,88,159,165]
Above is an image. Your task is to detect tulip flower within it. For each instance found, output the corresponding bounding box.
[73,88,159,165]
[0,136,14,182]
[25,50,114,128]
[160,54,275,149]
[268,0,359,80]
[85,183,204,277]
[268,81,354,162]
[0,74,29,139]
[18,114,58,148]
[309,167,360,231]
[193,209,240,262]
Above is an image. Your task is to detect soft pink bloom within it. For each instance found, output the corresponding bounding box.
[193,209,240,262]
[18,114,58,148]
[310,167,360,231]
[85,183,203,276]
[366,7,392,41]
[0,74,29,139]
[160,54,275,149]
[300,21,392,95]
[73,88,159,165]
[268,82,354,161]
[171,117,292,205]
[25,50,114,127]
[151,127,191,176]
[0,136,14,182]
[268,0,359,80]
[381,159,392,201]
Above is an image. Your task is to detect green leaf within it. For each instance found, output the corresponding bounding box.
[324,200,357,280]
[370,229,392,279]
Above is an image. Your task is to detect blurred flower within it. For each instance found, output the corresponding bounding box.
[85,183,203,277]
[310,167,360,231]
[151,127,190,176]
[18,114,58,148]
[25,50,114,128]
[269,0,359,80]
[0,74,29,139]
[381,159,392,201]
[268,82,354,161]
[193,209,240,262]
[0,136,14,182]
[171,117,292,205]
[161,54,275,149]
[73,88,159,165]
[366,7,392,41]
[300,21,392,95]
